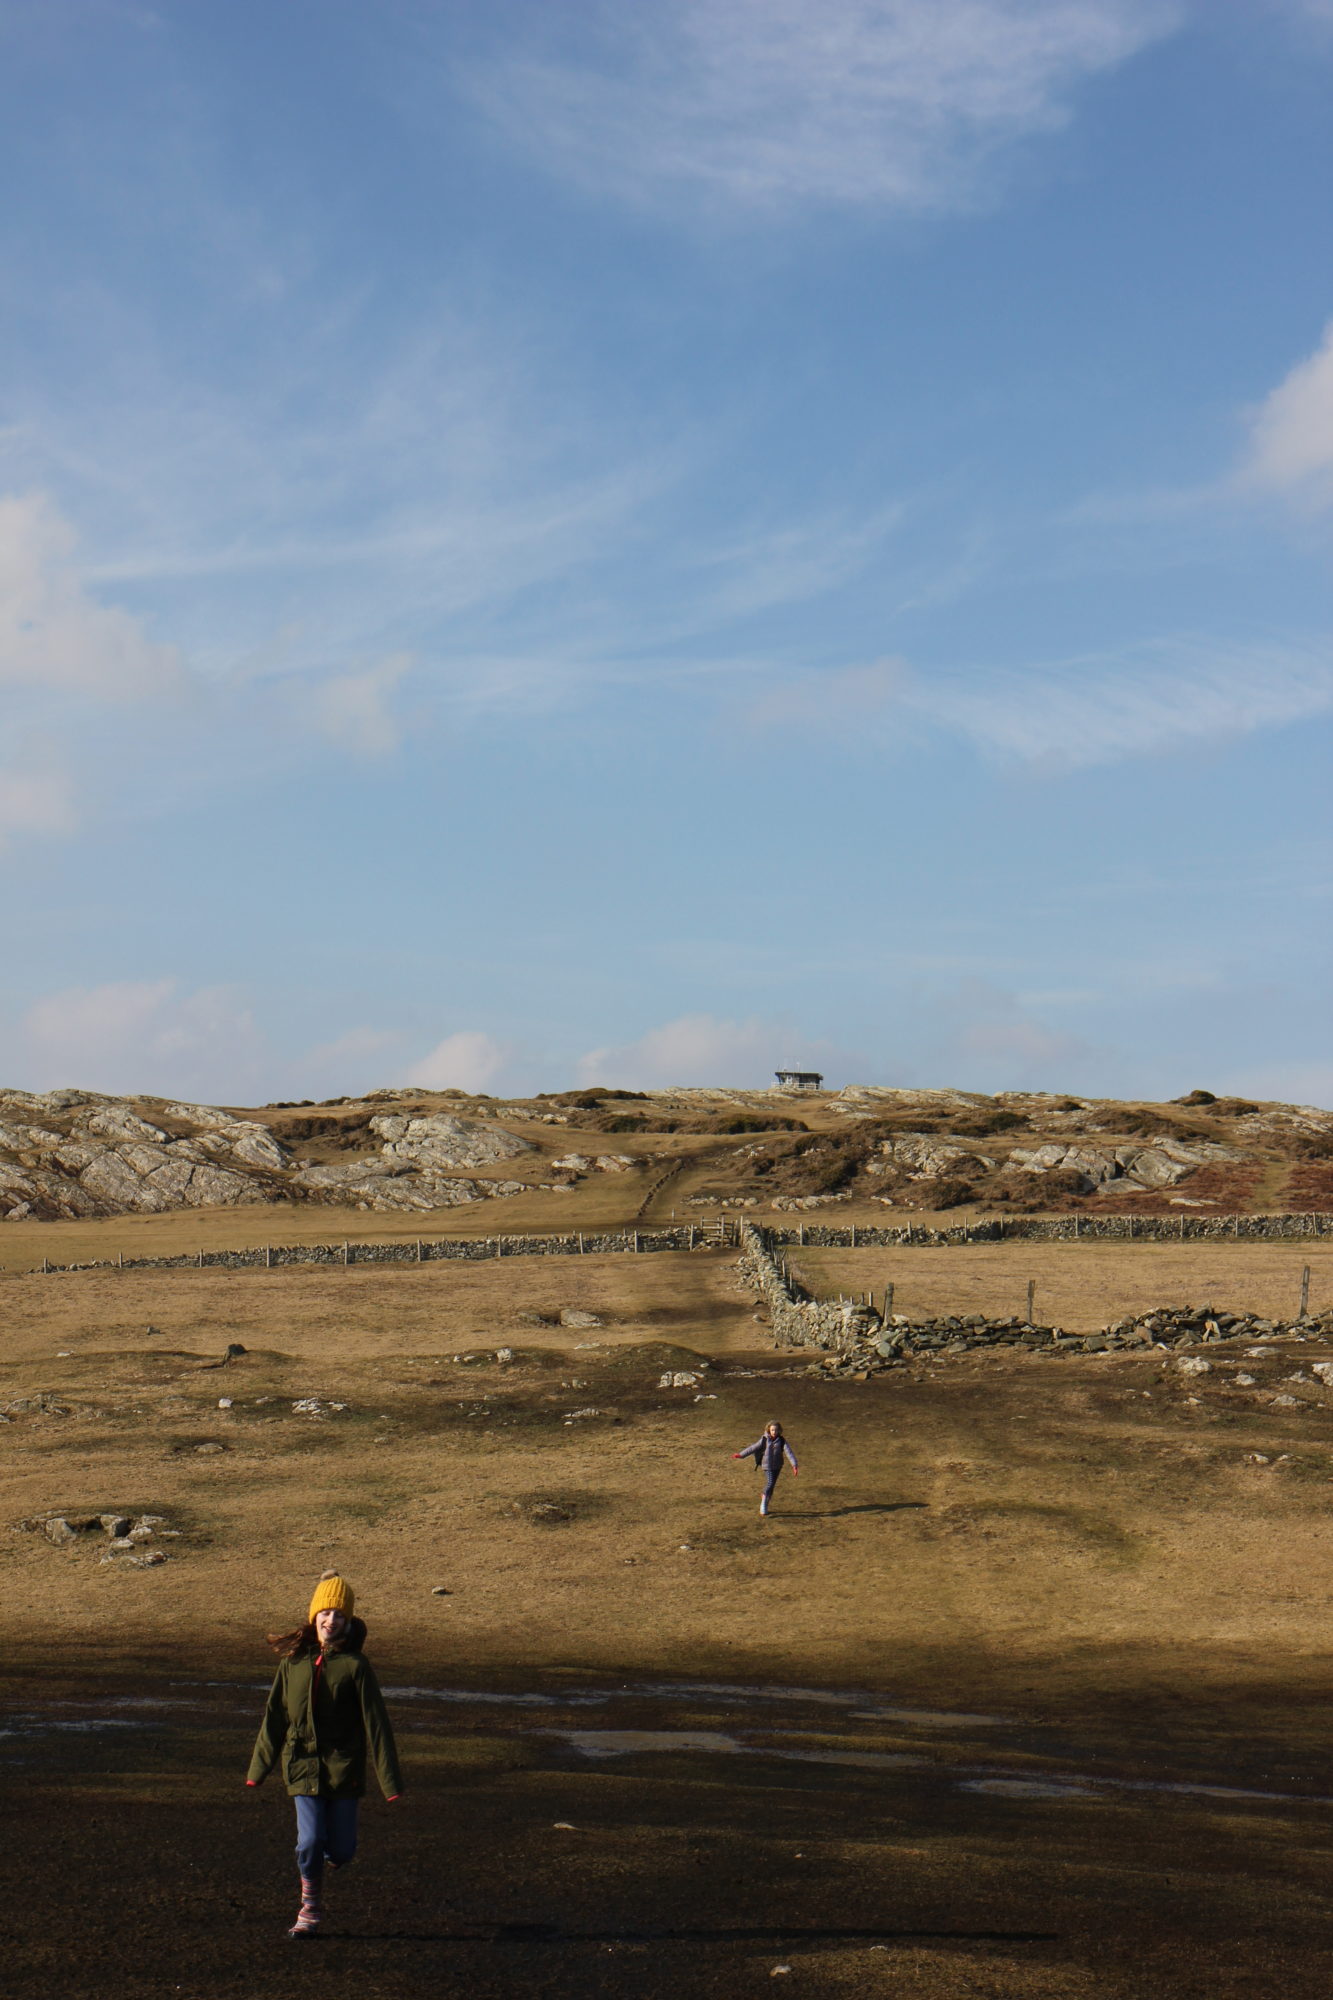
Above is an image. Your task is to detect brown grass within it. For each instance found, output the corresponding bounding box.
[788,1242,1333,1330]
[9,1243,1333,1994]
[4,1244,1333,1684]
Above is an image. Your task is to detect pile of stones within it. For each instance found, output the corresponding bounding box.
[797,1303,1333,1377]
[1099,1304,1333,1348]
[12,1509,178,1565]
[803,1315,1068,1375]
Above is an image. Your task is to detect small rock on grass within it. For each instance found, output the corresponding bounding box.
[431,1586,451,1596]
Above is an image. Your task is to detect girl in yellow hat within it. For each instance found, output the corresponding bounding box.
[246,1572,403,1938]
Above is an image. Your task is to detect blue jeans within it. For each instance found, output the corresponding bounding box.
[294,1795,359,1881]
[763,1465,782,1504]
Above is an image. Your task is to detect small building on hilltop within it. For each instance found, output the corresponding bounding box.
[774,1070,824,1091]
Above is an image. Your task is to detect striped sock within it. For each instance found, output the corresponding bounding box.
[290,1879,323,1934]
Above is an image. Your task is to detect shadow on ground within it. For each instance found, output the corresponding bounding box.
[6,1659,1333,2000]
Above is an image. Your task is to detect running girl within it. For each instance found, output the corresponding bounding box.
[246,1571,403,1938]
[732,1422,799,1516]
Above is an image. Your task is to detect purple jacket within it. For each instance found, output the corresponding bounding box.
[738,1434,798,1476]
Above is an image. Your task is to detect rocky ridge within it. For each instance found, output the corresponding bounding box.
[0,1090,538,1221]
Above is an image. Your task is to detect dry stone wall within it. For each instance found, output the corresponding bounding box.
[764,1212,1333,1247]
[35,1222,735,1276]
[738,1223,879,1355]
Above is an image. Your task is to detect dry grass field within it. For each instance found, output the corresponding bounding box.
[6,1228,1333,1996]
[791,1242,1333,1330]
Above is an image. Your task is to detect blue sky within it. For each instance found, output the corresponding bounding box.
[1,0,1330,1105]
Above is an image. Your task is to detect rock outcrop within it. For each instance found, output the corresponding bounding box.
[0,1088,536,1221]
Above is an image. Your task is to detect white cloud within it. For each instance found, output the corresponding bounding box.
[751,639,1333,766]
[0,492,181,698]
[0,765,77,844]
[1244,321,1333,504]
[470,0,1175,212]
[407,1031,510,1092]
[577,1013,836,1089]
[18,979,264,1098]
[310,652,413,755]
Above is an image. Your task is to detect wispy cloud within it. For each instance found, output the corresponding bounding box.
[749,637,1333,767]
[1243,320,1333,507]
[468,0,1176,213]
[914,639,1333,764]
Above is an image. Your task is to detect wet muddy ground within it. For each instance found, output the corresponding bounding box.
[7,1666,1333,1998]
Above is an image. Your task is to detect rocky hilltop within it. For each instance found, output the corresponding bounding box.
[0,1089,539,1221]
[1,1081,1330,1223]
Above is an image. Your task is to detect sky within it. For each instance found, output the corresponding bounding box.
[1,0,1330,1108]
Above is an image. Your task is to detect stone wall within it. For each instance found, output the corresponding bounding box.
[764,1212,1333,1248]
[32,1206,1332,1278]
[35,1222,737,1276]
[738,1222,880,1355]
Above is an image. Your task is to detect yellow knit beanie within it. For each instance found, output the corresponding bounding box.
[308,1571,355,1622]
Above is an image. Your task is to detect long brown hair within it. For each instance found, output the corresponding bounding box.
[266,1614,366,1660]
[267,1620,318,1660]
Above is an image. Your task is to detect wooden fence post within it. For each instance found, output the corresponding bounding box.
[343,1241,350,1266]
[884,1282,894,1318]
[265,1245,271,1269]
[1026,1278,1036,1325]
[1300,1265,1311,1318]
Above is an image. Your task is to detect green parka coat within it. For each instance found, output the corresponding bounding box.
[247,1628,403,1799]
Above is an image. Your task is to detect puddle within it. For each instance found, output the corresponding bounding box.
[854,1707,1006,1730]
[10,1673,1330,1822]
[770,1749,925,1771]
[0,1716,156,1740]
[560,1729,743,1757]
[635,1681,883,1709]
[556,1730,924,1772]
[1094,1774,1333,1808]
[385,1687,609,1708]
[961,1778,1096,1800]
